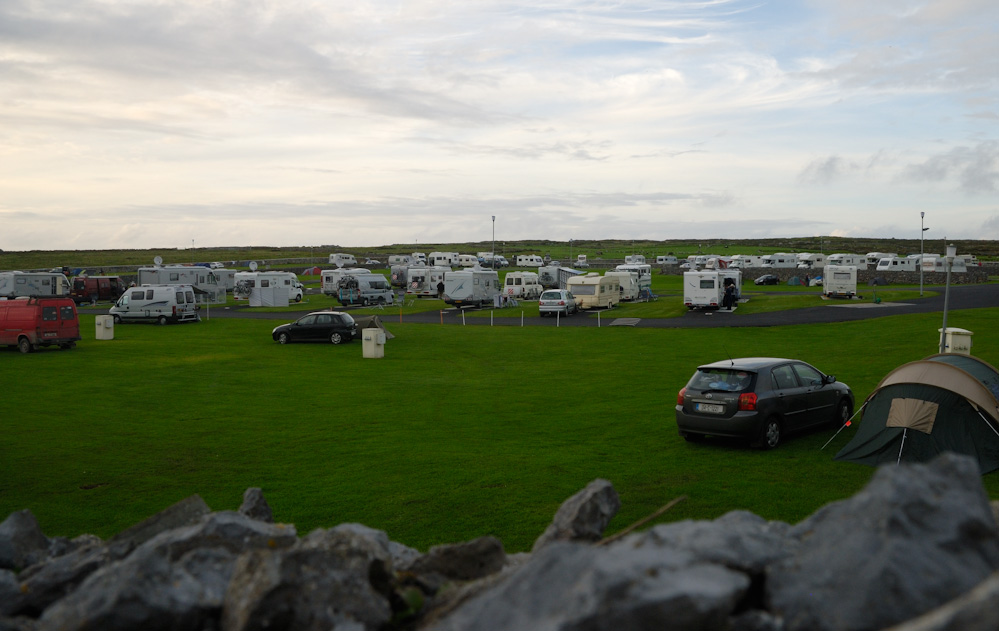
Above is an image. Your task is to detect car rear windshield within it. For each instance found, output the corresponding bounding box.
[540,292,562,300]
[687,368,755,392]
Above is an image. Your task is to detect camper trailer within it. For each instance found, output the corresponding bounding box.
[458,255,480,268]
[624,254,646,265]
[443,268,500,307]
[332,272,395,306]
[875,256,919,272]
[0,271,71,299]
[503,271,543,299]
[329,253,358,268]
[921,256,969,273]
[0,297,81,353]
[760,254,798,269]
[656,255,678,266]
[428,252,460,268]
[387,255,413,266]
[683,270,742,310]
[405,266,450,297]
[728,255,763,269]
[604,271,641,301]
[575,254,590,268]
[614,264,652,295]
[827,254,867,268]
[515,255,545,267]
[796,253,826,270]
[233,272,304,306]
[866,252,897,267]
[136,266,224,302]
[566,273,620,310]
[109,285,200,324]
[412,252,428,265]
[70,276,127,304]
[823,265,858,299]
[704,257,734,269]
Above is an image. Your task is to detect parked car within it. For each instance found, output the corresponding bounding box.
[754,274,780,285]
[675,357,853,449]
[272,311,358,345]
[538,289,578,317]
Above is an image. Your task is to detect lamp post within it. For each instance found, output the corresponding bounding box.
[569,239,573,265]
[938,243,956,354]
[491,216,495,269]
[919,212,928,297]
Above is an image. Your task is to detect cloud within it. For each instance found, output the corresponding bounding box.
[797,156,863,185]
[899,141,999,193]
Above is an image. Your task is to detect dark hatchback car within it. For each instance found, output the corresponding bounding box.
[754,274,780,285]
[675,358,853,449]
[272,311,357,345]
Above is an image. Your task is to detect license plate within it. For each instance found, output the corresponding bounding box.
[696,403,725,414]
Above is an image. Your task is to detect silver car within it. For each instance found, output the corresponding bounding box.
[538,289,578,317]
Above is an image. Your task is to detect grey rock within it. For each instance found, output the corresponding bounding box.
[884,570,999,631]
[138,510,298,562]
[767,453,999,631]
[0,569,19,612]
[532,479,621,551]
[389,540,421,568]
[1,540,108,617]
[0,616,39,631]
[46,534,101,561]
[402,536,506,583]
[427,540,750,631]
[730,609,786,631]
[106,494,211,560]
[238,488,273,523]
[0,511,50,571]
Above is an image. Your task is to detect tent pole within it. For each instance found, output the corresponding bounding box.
[896,428,907,466]
[976,409,999,438]
[821,400,869,450]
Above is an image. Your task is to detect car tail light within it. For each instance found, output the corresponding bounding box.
[738,393,758,411]
[677,387,686,405]
[559,300,566,305]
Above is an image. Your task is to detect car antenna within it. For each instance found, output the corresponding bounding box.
[724,347,734,367]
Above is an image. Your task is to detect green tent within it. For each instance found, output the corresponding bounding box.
[835,354,999,474]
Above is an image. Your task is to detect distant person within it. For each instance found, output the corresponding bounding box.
[436,280,445,299]
[723,280,736,310]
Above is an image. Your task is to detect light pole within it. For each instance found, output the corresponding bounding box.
[569,239,573,265]
[938,243,956,354]
[491,216,495,269]
[919,212,928,296]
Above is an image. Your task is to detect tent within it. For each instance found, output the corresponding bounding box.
[352,315,395,340]
[835,354,999,474]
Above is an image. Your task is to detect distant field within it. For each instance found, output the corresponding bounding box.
[3,307,998,553]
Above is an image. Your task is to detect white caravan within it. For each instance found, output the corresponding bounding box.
[109,284,200,324]
[442,268,500,308]
[656,255,679,265]
[412,252,428,265]
[624,254,646,264]
[233,271,303,306]
[705,256,734,269]
[503,271,543,299]
[136,266,224,303]
[796,253,826,270]
[604,271,641,301]
[921,256,969,273]
[428,252,460,268]
[322,268,368,294]
[575,254,590,268]
[405,266,450,297]
[387,255,413,266]
[823,265,858,299]
[728,255,764,269]
[329,253,358,268]
[683,270,742,310]
[0,271,70,299]
[331,271,395,306]
[614,264,653,296]
[515,255,545,267]
[537,266,561,288]
[760,253,798,269]
[567,273,620,309]
[876,257,919,272]
[827,254,867,268]
[458,255,480,267]
[866,252,897,267]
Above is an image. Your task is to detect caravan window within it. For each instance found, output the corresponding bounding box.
[170,273,180,281]
[131,290,145,300]
[261,280,270,288]
[699,279,716,289]
[185,291,194,303]
[572,285,595,295]
[175,291,186,303]
[42,307,58,321]
[146,290,155,299]
[60,306,75,320]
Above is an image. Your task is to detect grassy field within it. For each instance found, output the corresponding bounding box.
[4,305,999,554]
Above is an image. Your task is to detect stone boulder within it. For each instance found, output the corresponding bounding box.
[0,510,50,571]
[532,478,620,551]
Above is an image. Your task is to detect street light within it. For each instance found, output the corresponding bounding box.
[491,216,495,269]
[920,212,929,296]
[938,243,956,354]
[569,239,573,265]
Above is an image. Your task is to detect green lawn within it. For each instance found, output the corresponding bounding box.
[3,307,998,554]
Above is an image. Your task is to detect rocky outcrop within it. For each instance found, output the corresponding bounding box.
[1,453,998,631]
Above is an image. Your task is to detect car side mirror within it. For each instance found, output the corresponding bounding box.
[824,375,837,385]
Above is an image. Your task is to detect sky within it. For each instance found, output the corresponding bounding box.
[1,0,997,251]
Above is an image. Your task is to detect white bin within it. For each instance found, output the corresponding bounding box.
[95,315,114,340]
[939,327,973,354]
[362,328,386,359]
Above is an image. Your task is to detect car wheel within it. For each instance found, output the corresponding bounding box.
[17,338,32,354]
[362,298,369,306]
[157,316,168,325]
[295,294,302,303]
[113,314,122,324]
[278,332,290,344]
[756,417,782,450]
[834,399,852,427]
[330,332,344,345]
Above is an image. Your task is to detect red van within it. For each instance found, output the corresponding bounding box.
[0,297,82,353]
[71,276,126,304]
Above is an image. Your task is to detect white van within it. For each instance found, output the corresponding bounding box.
[503,271,543,299]
[110,285,200,324]
[575,254,590,268]
[566,273,619,309]
[823,265,858,298]
[329,253,358,268]
[332,272,395,306]
[443,268,500,307]
[515,255,544,267]
[683,270,742,310]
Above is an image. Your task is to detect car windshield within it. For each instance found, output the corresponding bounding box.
[688,368,754,392]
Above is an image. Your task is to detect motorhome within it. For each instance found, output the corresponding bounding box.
[566,273,620,309]
[827,254,867,268]
[70,276,127,304]
[875,257,919,272]
[428,252,460,268]
[412,252,428,265]
[624,254,646,265]
[604,270,641,301]
[458,255,480,268]
[728,255,764,269]
[575,254,590,268]
[503,271,543,299]
[442,268,500,308]
[405,266,450,297]
[760,253,798,269]
[136,265,224,302]
[823,265,858,299]
[387,255,413,266]
[656,255,679,266]
[329,253,358,268]
[796,253,826,270]
[866,252,897,267]
[331,271,395,306]
[920,256,969,273]
[614,264,653,296]
[389,264,413,288]
[233,272,304,306]
[0,297,80,353]
[683,270,742,310]
[0,271,71,299]
[704,256,734,269]
[109,285,200,324]
[538,266,560,288]
[515,255,545,267]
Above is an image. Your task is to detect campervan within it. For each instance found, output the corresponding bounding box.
[760,254,798,269]
[136,266,224,302]
[538,266,560,289]
[332,272,394,306]
[109,285,200,324]
[329,253,358,268]
[443,268,500,308]
[796,253,826,270]
[827,254,867,268]
[604,270,641,301]
[412,252,428,265]
[823,265,858,299]
[233,272,304,306]
[458,255,480,268]
[683,270,742,310]
[566,273,620,309]
[876,257,918,272]
[0,297,81,353]
[428,252,460,268]
[515,255,544,267]
[575,254,590,268]
[656,256,678,266]
[624,254,646,265]
[0,271,70,299]
[503,271,543,299]
[387,255,414,266]
[728,255,763,269]
[405,266,450,297]
[70,276,127,304]
[866,252,897,267]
